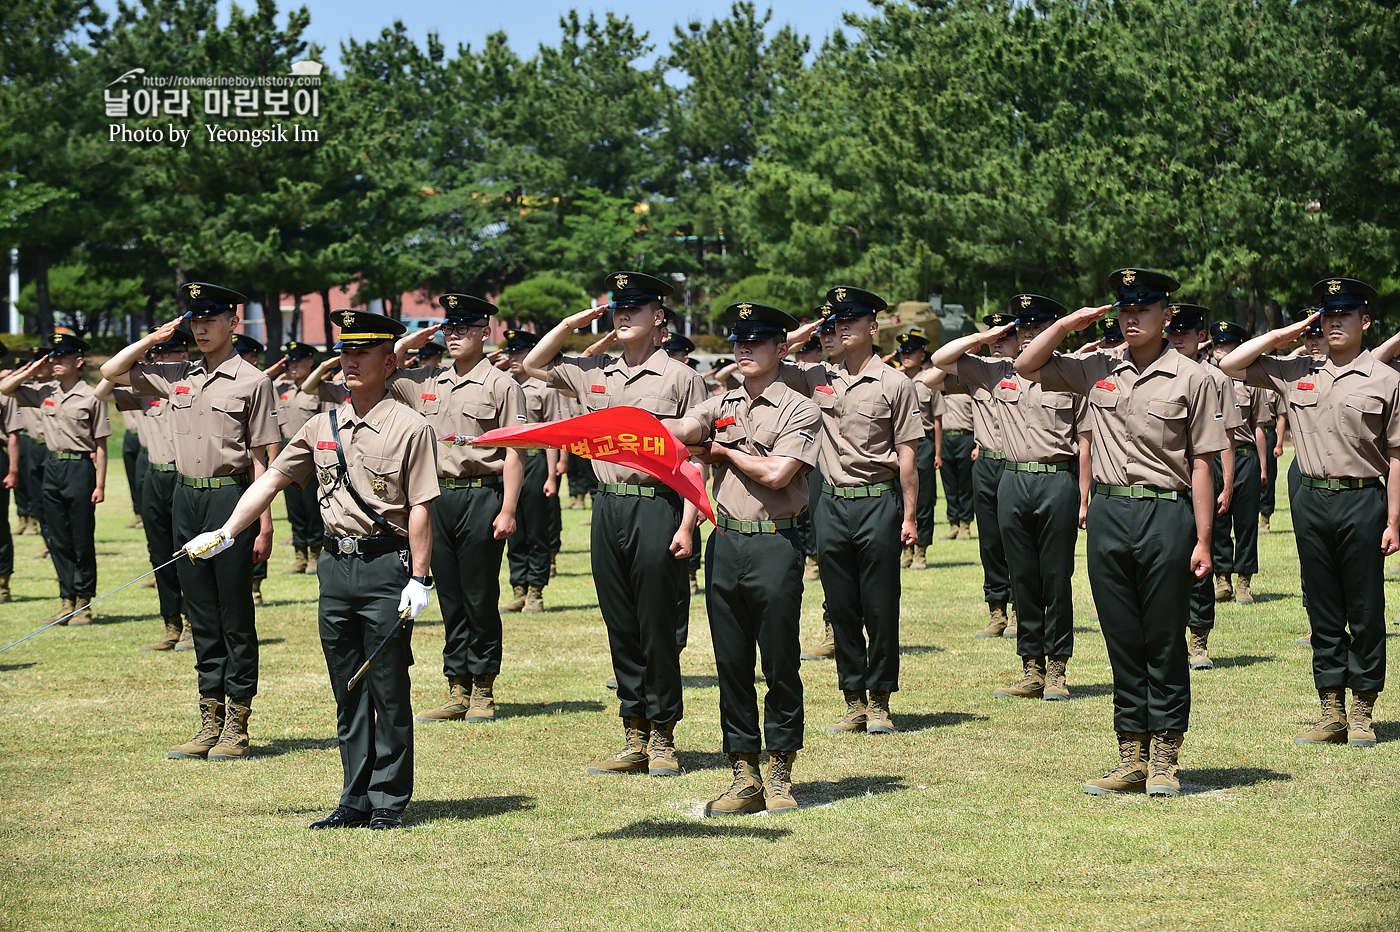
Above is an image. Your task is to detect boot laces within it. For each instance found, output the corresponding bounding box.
[1190,631,1208,653]
[1149,735,1179,777]
[769,752,792,786]
[726,758,755,796]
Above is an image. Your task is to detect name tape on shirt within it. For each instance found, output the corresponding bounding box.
[1297,381,1315,391]
[815,385,835,395]
[999,379,1018,390]
[590,384,606,394]
[42,399,55,406]
[175,386,191,394]
[316,441,338,451]
[714,415,736,429]
[420,393,437,401]
[279,393,289,400]
[1094,379,1117,391]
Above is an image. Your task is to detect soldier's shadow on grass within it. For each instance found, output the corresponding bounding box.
[0,661,38,672]
[923,561,978,570]
[589,818,792,841]
[900,644,946,655]
[675,750,729,772]
[1237,593,1292,604]
[1180,767,1291,793]
[793,774,907,806]
[1067,683,1116,699]
[259,638,286,646]
[1209,654,1274,669]
[895,711,988,731]
[1371,720,1398,742]
[410,795,537,825]
[545,604,606,613]
[498,700,606,717]
[682,675,718,689]
[256,736,339,756]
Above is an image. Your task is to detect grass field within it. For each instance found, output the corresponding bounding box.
[1,434,1397,932]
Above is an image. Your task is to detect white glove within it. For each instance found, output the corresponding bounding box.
[398,579,431,620]
[183,528,233,560]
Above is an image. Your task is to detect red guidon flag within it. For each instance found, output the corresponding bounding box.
[451,407,715,523]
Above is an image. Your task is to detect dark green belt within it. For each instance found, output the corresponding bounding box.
[148,462,176,472]
[49,451,87,461]
[600,482,657,497]
[32,436,45,445]
[1217,446,1257,458]
[1005,461,1071,473]
[944,429,972,437]
[715,514,800,534]
[1095,484,1178,501]
[439,476,500,489]
[178,473,249,489]
[822,481,894,499]
[980,450,1005,460]
[1300,476,1382,491]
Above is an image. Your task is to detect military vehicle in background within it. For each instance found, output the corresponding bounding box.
[875,295,979,349]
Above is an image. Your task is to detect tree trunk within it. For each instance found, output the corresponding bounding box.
[142,292,156,335]
[263,290,284,363]
[34,248,54,336]
[320,288,333,351]
[290,293,302,342]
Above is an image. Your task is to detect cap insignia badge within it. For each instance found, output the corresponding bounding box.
[1328,280,1342,294]
[737,304,753,319]
[615,274,629,289]
[1020,295,1032,308]
[1120,270,1136,285]
[187,284,201,298]
[834,288,847,303]
[342,312,355,328]
[445,295,459,308]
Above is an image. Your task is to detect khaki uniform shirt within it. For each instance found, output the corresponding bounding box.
[272,396,440,537]
[686,381,822,521]
[0,393,19,436]
[778,357,922,486]
[388,357,527,479]
[957,355,1086,463]
[1226,377,1270,449]
[275,378,327,440]
[546,347,707,486]
[1246,350,1400,480]
[942,392,974,433]
[10,380,111,454]
[913,379,945,434]
[120,409,144,444]
[943,374,1004,455]
[18,397,44,440]
[1039,342,1228,491]
[1197,362,1246,454]
[521,378,562,425]
[110,388,178,465]
[130,354,280,476]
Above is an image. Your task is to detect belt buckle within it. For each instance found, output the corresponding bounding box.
[1128,486,1146,499]
[337,537,357,555]
[1328,478,1341,490]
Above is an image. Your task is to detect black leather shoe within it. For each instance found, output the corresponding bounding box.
[369,808,404,830]
[309,806,370,829]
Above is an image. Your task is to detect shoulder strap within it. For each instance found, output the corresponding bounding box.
[328,409,397,536]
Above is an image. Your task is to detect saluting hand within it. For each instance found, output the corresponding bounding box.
[786,319,820,348]
[148,315,186,347]
[563,304,608,332]
[400,323,443,351]
[1063,304,1113,332]
[977,322,1017,344]
[1273,312,1321,348]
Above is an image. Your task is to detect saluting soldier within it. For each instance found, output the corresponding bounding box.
[896,330,943,571]
[497,328,561,615]
[1,333,110,625]
[120,405,147,529]
[938,387,976,540]
[799,309,841,661]
[0,347,18,603]
[670,303,819,815]
[1163,306,1243,673]
[1017,269,1227,797]
[1221,279,1400,748]
[101,283,281,761]
[931,295,1089,700]
[523,271,704,776]
[97,329,195,651]
[793,335,825,580]
[233,333,273,604]
[183,310,438,830]
[391,295,526,725]
[780,287,921,734]
[15,349,53,554]
[272,341,328,574]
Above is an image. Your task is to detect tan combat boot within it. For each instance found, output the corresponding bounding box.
[647,720,681,776]
[48,597,75,625]
[309,545,323,565]
[1214,573,1233,602]
[499,584,527,613]
[765,750,799,812]
[1004,603,1019,638]
[1145,731,1184,796]
[1297,628,1312,647]
[703,753,766,817]
[70,596,93,626]
[957,520,973,540]
[911,545,928,570]
[142,616,183,652]
[900,545,914,569]
[175,616,195,651]
[251,578,263,606]
[465,674,497,723]
[1044,655,1070,700]
[803,556,820,581]
[1295,688,1348,744]
[994,656,1046,699]
[825,690,868,733]
[0,573,10,603]
[414,676,470,722]
[168,698,225,759]
[1234,574,1254,604]
[587,717,651,774]
[33,542,50,560]
[1187,627,1213,670]
[1083,732,1151,794]
[800,621,836,661]
[549,553,558,579]
[523,585,545,614]
[975,601,1008,638]
[1348,690,1378,747]
[125,512,142,529]
[283,547,308,574]
[689,571,699,596]
[940,522,960,540]
[208,700,253,761]
[1258,514,1270,534]
[140,574,156,588]
[867,691,896,734]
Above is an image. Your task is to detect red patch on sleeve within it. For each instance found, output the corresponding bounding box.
[175,386,191,394]
[815,385,835,395]
[999,379,1018,390]
[316,441,338,451]
[590,385,606,394]
[420,393,437,401]
[714,416,736,428]
[1297,381,1315,391]
[1094,379,1117,391]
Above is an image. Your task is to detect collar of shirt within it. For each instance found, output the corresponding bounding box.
[723,379,787,408]
[1322,348,1376,380]
[1107,340,1184,383]
[191,350,246,386]
[602,345,669,381]
[833,353,886,387]
[430,355,496,389]
[335,395,398,434]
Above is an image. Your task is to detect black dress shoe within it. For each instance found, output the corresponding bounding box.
[309,805,370,829]
[369,808,404,830]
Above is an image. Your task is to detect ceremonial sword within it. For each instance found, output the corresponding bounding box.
[346,609,414,691]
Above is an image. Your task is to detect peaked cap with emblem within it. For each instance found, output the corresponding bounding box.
[1108,268,1179,308]
[1010,293,1067,325]
[151,327,192,352]
[1312,277,1378,313]
[983,312,1019,331]
[815,303,836,332]
[282,340,315,360]
[501,329,540,352]
[605,270,674,309]
[1298,307,1324,335]
[824,285,887,320]
[726,302,798,342]
[662,334,696,354]
[181,282,246,318]
[438,293,496,324]
[713,357,735,368]
[31,345,52,360]
[798,336,822,353]
[1100,316,1124,343]
[331,309,407,350]
[1208,320,1249,344]
[1164,303,1210,333]
[896,331,929,354]
[46,332,90,356]
[232,333,264,357]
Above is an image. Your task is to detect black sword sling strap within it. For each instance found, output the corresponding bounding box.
[328,408,399,539]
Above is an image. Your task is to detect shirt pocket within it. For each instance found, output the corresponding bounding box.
[461,400,498,432]
[168,394,193,435]
[1145,398,1189,449]
[635,391,685,420]
[209,397,246,439]
[359,453,403,502]
[1088,386,1119,413]
[416,391,443,417]
[312,450,340,490]
[1341,394,1384,442]
[752,426,780,454]
[856,399,892,446]
[1287,389,1319,433]
[1040,393,1076,427]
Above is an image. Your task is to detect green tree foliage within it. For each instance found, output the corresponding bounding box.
[496,274,590,330]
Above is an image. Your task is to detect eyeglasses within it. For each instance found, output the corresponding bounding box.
[441,324,484,337]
